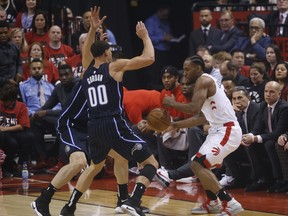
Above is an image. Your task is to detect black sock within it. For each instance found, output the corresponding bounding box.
[130,183,146,205]
[117,184,128,201]
[67,188,83,208]
[41,183,57,202]
[205,190,217,200]
[216,188,232,201]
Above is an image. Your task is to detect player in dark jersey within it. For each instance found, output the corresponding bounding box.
[31,78,149,216]
[30,80,89,216]
[60,6,158,216]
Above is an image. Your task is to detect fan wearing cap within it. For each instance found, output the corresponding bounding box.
[162,55,244,215]
[160,65,191,122]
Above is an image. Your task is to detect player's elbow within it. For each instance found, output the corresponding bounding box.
[141,56,155,67]
[148,57,155,65]
[146,55,155,65]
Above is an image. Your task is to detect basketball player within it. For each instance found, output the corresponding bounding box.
[162,55,244,215]
[31,79,149,216]
[57,6,158,216]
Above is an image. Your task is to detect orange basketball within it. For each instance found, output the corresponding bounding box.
[147,108,171,132]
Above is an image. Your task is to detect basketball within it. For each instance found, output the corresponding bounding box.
[147,108,171,132]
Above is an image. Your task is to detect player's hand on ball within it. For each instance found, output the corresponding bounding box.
[162,95,175,108]
[147,108,171,132]
[137,120,151,133]
[162,124,174,134]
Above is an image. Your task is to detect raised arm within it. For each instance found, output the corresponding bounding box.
[110,21,154,75]
[81,6,107,73]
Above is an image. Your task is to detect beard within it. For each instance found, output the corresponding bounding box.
[32,74,43,81]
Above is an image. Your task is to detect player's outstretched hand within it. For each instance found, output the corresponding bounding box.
[136,21,148,39]
[162,95,175,108]
[90,6,107,30]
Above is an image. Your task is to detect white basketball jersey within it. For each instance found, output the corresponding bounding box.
[201,73,237,126]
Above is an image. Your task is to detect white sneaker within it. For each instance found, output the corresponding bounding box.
[217,198,244,216]
[149,181,164,190]
[176,184,198,196]
[192,198,222,214]
[176,176,198,183]
[219,174,235,187]
[129,167,140,175]
[154,167,171,187]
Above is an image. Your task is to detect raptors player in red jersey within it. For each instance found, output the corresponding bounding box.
[162,55,244,216]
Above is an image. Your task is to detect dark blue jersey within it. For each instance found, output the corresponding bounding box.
[56,80,88,133]
[82,63,124,119]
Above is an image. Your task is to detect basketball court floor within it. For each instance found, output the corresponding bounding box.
[1,172,288,216]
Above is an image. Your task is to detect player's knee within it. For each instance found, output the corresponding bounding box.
[191,155,208,172]
[139,164,157,182]
[69,152,88,171]
[140,155,159,169]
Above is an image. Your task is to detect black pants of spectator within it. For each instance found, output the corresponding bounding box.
[30,116,58,160]
[0,129,34,172]
[245,142,273,183]
[157,130,188,170]
[169,126,206,180]
[275,143,288,182]
[264,139,282,181]
[222,145,250,186]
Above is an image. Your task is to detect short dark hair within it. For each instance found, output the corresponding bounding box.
[199,7,212,12]
[90,40,110,58]
[222,76,237,86]
[0,84,18,101]
[226,61,237,71]
[0,20,9,28]
[231,49,244,56]
[161,65,179,77]
[233,86,250,97]
[58,63,72,72]
[30,58,43,64]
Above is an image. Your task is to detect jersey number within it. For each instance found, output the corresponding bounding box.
[88,85,108,107]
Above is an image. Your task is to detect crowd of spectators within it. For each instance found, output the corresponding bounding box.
[0,0,288,195]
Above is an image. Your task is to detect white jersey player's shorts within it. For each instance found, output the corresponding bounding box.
[192,121,242,169]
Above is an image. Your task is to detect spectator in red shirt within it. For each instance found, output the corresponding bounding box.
[0,83,34,177]
[265,44,283,80]
[14,0,40,32]
[25,10,50,46]
[44,25,75,67]
[22,42,59,84]
[123,87,161,125]
[160,65,187,121]
[10,27,29,64]
[231,49,250,78]
[64,33,86,77]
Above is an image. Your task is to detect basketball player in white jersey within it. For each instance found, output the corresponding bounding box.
[162,55,244,216]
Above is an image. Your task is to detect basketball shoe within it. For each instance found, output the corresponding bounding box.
[219,174,235,187]
[217,198,244,216]
[154,167,171,187]
[192,198,222,214]
[59,204,76,216]
[115,196,149,214]
[31,195,51,216]
[121,200,145,216]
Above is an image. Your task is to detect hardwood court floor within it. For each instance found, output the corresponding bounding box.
[1,173,288,216]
